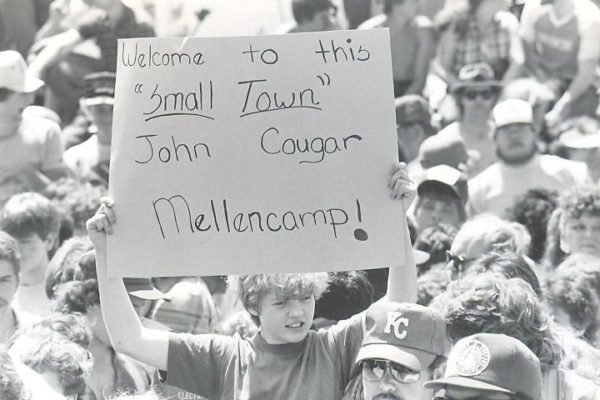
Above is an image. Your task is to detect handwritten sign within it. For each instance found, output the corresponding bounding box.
[108,30,405,278]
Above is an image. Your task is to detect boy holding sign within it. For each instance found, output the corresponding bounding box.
[86,164,417,400]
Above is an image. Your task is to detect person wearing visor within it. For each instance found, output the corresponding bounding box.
[425,333,542,400]
[354,301,448,400]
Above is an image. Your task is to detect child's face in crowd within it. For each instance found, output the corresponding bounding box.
[562,212,600,257]
[361,360,432,400]
[494,123,537,165]
[415,195,462,231]
[15,233,52,274]
[254,292,315,345]
[0,92,33,123]
[0,260,17,309]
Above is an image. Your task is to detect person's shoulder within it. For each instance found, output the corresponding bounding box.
[573,0,600,30]
[558,367,600,400]
[20,115,62,141]
[469,162,501,186]
[495,10,520,30]
[358,14,387,29]
[539,154,585,171]
[414,15,433,29]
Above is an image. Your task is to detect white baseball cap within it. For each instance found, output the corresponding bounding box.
[0,50,44,93]
[493,99,533,129]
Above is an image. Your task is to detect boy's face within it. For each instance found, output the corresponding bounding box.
[562,212,600,257]
[15,233,52,274]
[415,195,462,231]
[0,259,17,309]
[0,91,32,123]
[254,292,315,344]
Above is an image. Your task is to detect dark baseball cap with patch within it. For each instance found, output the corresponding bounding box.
[356,301,448,371]
[425,333,542,400]
[418,165,469,205]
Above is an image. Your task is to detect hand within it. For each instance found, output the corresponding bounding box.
[544,102,569,133]
[388,163,416,212]
[86,197,116,251]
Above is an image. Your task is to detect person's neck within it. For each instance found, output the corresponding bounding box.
[552,0,574,17]
[96,129,112,146]
[388,10,411,27]
[105,1,125,25]
[0,119,20,140]
[0,307,16,343]
[20,265,46,286]
[462,111,491,129]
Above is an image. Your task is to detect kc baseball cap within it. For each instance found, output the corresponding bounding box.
[417,165,469,205]
[0,50,44,93]
[493,99,533,129]
[452,63,503,92]
[356,301,448,371]
[425,333,542,400]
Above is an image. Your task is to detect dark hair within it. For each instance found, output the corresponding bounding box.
[50,250,99,314]
[417,268,451,306]
[45,236,94,299]
[314,271,373,321]
[0,192,60,245]
[0,231,20,277]
[468,252,542,298]
[545,267,600,338]
[508,188,559,262]
[27,313,92,348]
[383,0,405,14]
[292,0,335,23]
[414,223,458,275]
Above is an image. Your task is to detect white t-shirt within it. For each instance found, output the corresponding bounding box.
[468,154,589,218]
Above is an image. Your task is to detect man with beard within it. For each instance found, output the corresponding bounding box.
[351,302,448,400]
[468,98,588,217]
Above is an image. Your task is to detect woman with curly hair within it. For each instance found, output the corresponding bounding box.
[542,186,600,271]
[46,239,155,399]
[431,272,600,400]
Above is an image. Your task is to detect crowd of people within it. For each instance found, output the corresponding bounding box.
[2,0,600,399]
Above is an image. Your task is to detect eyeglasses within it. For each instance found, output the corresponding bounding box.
[463,89,495,100]
[445,251,476,276]
[362,359,421,384]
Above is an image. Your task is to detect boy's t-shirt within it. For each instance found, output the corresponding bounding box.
[166,311,365,400]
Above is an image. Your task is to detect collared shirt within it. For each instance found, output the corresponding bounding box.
[452,11,519,78]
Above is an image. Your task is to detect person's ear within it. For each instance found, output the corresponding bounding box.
[44,233,58,253]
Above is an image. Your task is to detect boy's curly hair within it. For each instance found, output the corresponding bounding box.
[431,272,562,366]
[0,346,27,400]
[50,249,100,314]
[559,186,600,220]
[239,273,329,325]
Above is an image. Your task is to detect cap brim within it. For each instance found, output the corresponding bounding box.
[82,96,115,106]
[424,376,516,395]
[414,249,430,265]
[128,287,170,301]
[560,136,600,149]
[418,180,461,201]
[452,81,503,91]
[356,343,437,371]
[23,77,44,93]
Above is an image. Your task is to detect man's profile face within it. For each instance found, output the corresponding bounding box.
[0,259,17,309]
[361,358,432,400]
[494,123,537,165]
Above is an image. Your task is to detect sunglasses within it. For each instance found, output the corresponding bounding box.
[445,251,476,276]
[462,89,495,100]
[362,359,420,384]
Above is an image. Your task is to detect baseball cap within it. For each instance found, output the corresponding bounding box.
[559,128,600,149]
[452,63,502,92]
[493,99,533,129]
[123,278,170,301]
[418,165,469,205]
[81,71,116,106]
[356,301,448,371]
[425,333,542,400]
[395,95,431,126]
[0,50,44,93]
[419,134,469,170]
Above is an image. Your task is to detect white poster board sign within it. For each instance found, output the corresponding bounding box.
[108,29,405,277]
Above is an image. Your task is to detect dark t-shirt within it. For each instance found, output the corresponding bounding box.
[166,312,366,400]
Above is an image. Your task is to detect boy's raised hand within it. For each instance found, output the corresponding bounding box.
[86,197,116,252]
[388,163,416,212]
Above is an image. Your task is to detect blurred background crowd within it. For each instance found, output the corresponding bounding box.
[2,0,600,398]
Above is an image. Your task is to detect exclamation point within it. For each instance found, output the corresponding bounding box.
[353,199,368,241]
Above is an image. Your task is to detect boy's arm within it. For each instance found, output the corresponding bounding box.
[87,205,169,371]
[384,165,417,303]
